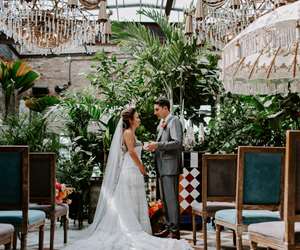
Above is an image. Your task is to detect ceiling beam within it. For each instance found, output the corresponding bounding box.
[165,0,174,17]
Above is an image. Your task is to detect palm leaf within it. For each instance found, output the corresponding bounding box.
[16,71,39,94]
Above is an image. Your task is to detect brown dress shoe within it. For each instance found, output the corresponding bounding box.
[168,230,180,240]
[154,228,169,238]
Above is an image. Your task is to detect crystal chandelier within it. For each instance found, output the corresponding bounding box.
[0,0,112,54]
[184,0,287,50]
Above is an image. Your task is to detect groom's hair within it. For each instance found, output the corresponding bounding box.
[155,97,170,111]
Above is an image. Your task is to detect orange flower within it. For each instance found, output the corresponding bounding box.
[16,62,32,77]
[148,200,163,218]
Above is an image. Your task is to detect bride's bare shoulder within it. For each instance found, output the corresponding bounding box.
[123,129,134,138]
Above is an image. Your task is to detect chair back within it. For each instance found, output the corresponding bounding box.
[284,130,300,244]
[0,146,29,229]
[202,154,237,209]
[29,153,56,205]
[237,146,285,219]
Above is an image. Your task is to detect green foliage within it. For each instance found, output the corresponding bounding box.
[113,9,222,124]
[49,88,105,192]
[0,113,60,154]
[24,96,60,113]
[88,52,159,142]
[206,93,300,153]
[57,140,96,192]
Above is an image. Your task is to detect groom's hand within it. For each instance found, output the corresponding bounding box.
[146,142,158,152]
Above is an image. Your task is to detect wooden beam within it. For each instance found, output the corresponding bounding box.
[165,0,174,17]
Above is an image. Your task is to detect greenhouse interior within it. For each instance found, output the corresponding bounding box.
[0,0,300,249]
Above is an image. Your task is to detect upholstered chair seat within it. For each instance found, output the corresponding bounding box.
[29,204,68,218]
[192,202,235,214]
[215,209,280,225]
[249,221,300,242]
[0,224,14,236]
[0,211,45,226]
[0,223,14,249]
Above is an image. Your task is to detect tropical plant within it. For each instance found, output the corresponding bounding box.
[206,93,300,153]
[113,9,222,122]
[47,88,105,193]
[0,113,60,154]
[24,95,60,113]
[0,60,39,118]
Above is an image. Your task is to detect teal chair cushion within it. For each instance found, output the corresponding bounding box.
[0,152,21,205]
[0,210,45,225]
[243,152,283,205]
[215,209,281,225]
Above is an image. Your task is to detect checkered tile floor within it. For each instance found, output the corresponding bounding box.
[0,220,269,250]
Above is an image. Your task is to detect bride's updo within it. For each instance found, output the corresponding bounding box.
[121,107,136,129]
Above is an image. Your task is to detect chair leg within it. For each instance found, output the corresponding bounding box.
[20,233,27,250]
[4,242,11,250]
[233,230,237,246]
[63,215,68,244]
[50,217,55,250]
[192,213,197,246]
[250,241,258,250]
[216,224,221,250]
[12,231,17,250]
[38,224,44,250]
[236,232,243,250]
[202,216,208,250]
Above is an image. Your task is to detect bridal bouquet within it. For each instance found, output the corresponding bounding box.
[148,200,164,234]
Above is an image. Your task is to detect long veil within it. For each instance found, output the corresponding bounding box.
[81,118,125,235]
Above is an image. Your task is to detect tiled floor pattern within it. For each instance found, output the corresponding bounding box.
[1,220,268,250]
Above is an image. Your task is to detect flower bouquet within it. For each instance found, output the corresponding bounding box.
[55,181,74,205]
[148,200,165,234]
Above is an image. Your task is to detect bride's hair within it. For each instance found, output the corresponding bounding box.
[121,107,136,129]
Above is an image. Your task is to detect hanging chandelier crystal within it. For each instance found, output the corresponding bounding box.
[0,0,112,54]
[185,0,287,50]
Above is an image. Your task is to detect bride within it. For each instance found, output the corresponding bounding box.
[63,107,192,250]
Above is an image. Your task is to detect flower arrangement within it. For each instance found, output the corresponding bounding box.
[148,200,164,234]
[55,181,74,205]
[148,200,163,218]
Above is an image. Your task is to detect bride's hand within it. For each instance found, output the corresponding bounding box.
[140,165,147,176]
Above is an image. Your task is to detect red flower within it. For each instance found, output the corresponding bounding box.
[161,121,167,129]
[148,200,163,218]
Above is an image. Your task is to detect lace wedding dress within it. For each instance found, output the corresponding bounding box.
[63,119,192,250]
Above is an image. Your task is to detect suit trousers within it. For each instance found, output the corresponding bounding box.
[159,175,180,232]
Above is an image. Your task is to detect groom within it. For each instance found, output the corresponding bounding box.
[146,97,183,240]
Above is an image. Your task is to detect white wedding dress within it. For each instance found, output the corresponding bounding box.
[63,119,192,250]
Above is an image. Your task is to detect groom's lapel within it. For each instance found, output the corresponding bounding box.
[157,127,163,142]
[156,115,173,142]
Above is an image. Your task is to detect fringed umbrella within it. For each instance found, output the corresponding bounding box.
[222,1,300,95]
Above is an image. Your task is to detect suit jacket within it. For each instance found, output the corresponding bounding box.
[155,115,183,176]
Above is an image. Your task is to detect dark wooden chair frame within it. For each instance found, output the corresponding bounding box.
[215,146,285,250]
[249,131,300,250]
[0,146,45,250]
[192,154,237,249]
[0,224,14,250]
[29,152,68,250]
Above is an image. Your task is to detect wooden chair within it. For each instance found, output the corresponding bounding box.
[249,131,300,250]
[215,146,285,250]
[192,154,237,249]
[0,223,14,249]
[0,146,45,250]
[29,152,69,250]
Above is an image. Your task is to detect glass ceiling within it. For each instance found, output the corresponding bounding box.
[105,0,195,22]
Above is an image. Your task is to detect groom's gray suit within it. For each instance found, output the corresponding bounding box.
[155,114,183,232]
